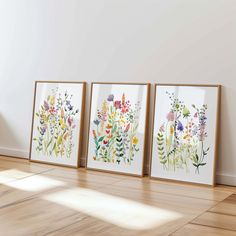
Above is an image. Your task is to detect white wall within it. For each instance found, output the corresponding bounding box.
[0,0,235,185]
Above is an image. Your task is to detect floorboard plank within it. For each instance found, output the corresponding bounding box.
[192,211,236,231]
[0,157,235,236]
[172,223,236,236]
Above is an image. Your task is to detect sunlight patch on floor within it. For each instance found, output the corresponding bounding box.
[43,187,182,230]
[0,169,34,183]
[1,170,65,191]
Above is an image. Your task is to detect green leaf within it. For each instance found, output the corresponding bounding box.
[196,154,199,161]
[98,136,105,142]
[199,163,206,166]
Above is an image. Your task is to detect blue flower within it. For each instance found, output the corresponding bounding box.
[177,121,184,131]
[93,119,100,125]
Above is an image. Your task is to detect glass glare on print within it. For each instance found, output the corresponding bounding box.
[87,83,149,176]
[30,82,84,167]
[151,85,219,185]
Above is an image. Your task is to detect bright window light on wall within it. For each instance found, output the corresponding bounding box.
[43,187,182,230]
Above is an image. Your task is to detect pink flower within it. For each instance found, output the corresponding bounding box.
[44,101,49,111]
[124,123,130,132]
[114,101,121,109]
[68,116,73,126]
[166,111,175,121]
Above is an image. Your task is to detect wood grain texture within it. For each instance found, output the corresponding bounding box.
[192,212,236,231]
[172,223,236,236]
[0,156,236,236]
[209,194,236,216]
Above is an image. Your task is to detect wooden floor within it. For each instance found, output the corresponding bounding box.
[0,156,236,236]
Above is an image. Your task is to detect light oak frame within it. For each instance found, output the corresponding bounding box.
[86,82,150,177]
[149,83,221,187]
[29,81,86,168]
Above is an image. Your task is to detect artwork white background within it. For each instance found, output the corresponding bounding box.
[151,86,218,185]
[31,83,83,166]
[87,84,148,175]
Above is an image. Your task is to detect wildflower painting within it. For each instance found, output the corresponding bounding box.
[151,85,220,185]
[30,82,85,167]
[87,83,150,176]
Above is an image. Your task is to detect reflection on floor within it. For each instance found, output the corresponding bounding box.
[0,156,236,236]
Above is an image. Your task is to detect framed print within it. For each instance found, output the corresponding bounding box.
[29,81,86,167]
[86,82,150,176]
[150,84,221,186]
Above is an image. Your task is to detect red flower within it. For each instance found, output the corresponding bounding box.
[121,106,129,114]
[114,101,121,109]
[49,106,56,114]
[103,140,108,145]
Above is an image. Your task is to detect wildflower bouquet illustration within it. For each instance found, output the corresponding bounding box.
[92,93,141,165]
[157,91,210,174]
[33,87,79,159]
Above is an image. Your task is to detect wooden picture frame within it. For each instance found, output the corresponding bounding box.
[29,81,86,168]
[86,82,150,176]
[150,84,221,186]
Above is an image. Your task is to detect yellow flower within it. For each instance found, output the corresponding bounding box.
[132,137,138,145]
[170,126,174,134]
[59,118,66,129]
[50,96,55,106]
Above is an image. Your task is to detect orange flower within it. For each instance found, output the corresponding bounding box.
[106,124,112,129]
[63,132,69,140]
[61,108,64,118]
[92,130,97,138]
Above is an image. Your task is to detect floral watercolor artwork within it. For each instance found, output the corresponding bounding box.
[87,83,149,176]
[33,87,79,158]
[151,85,220,185]
[92,93,141,165]
[30,82,85,167]
[156,91,209,174]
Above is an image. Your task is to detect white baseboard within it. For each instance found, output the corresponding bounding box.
[0,147,235,186]
[0,146,29,159]
[216,173,236,186]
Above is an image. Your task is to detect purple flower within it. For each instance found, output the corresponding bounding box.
[44,101,49,111]
[40,124,47,135]
[199,116,207,126]
[177,121,184,131]
[66,100,73,110]
[107,94,114,102]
